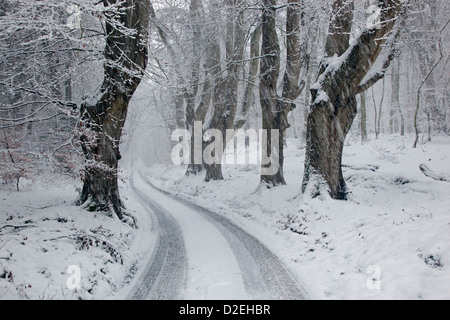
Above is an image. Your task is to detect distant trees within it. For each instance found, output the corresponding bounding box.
[147,0,257,178]
[387,0,449,146]
[412,13,449,147]
[354,0,449,144]
[0,0,84,190]
[0,128,34,191]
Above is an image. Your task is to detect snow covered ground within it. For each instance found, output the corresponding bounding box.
[0,176,155,300]
[142,134,450,300]
[0,134,449,300]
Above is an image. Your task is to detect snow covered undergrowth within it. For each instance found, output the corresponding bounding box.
[0,177,155,300]
[142,135,450,300]
[1,135,448,300]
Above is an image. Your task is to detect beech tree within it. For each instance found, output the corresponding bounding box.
[203,0,248,182]
[147,0,247,178]
[77,0,151,225]
[302,0,404,199]
[259,0,306,186]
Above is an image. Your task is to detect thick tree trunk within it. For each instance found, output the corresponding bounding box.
[204,163,224,182]
[78,91,129,219]
[203,0,246,181]
[259,0,304,186]
[185,132,204,176]
[259,0,283,185]
[260,103,289,186]
[175,93,185,130]
[325,0,354,58]
[303,94,357,199]
[77,0,150,225]
[302,0,402,199]
[185,88,211,176]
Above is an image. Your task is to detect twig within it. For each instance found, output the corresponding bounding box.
[45,233,124,264]
[342,164,380,172]
[419,164,449,182]
[21,204,57,210]
[0,236,13,251]
[402,209,415,222]
[0,225,36,233]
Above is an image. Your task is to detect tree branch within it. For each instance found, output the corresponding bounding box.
[0,225,36,233]
[355,41,398,95]
[355,12,405,95]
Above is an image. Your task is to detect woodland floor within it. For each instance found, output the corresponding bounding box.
[0,134,449,300]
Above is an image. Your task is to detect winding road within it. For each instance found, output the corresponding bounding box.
[127,172,307,300]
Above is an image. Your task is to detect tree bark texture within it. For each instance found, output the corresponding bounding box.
[360,91,368,142]
[260,0,305,186]
[78,0,150,224]
[302,0,402,199]
[204,0,246,182]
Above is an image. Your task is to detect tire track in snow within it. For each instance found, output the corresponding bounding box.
[140,174,308,300]
[127,176,187,300]
[201,211,307,300]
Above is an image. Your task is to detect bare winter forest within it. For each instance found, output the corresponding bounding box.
[0,0,449,301]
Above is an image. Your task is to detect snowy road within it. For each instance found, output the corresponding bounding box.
[127,172,307,300]
[128,174,187,300]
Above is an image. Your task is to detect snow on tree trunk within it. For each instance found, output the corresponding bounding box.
[302,0,403,200]
[77,0,150,225]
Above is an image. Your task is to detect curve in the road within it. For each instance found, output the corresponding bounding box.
[127,176,187,300]
[139,174,308,300]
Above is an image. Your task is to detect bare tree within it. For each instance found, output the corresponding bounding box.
[259,0,306,186]
[302,0,403,199]
[203,0,248,182]
[77,0,151,225]
[0,0,88,188]
[413,18,449,147]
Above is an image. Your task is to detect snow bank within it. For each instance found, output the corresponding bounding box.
[0,175,155,300]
